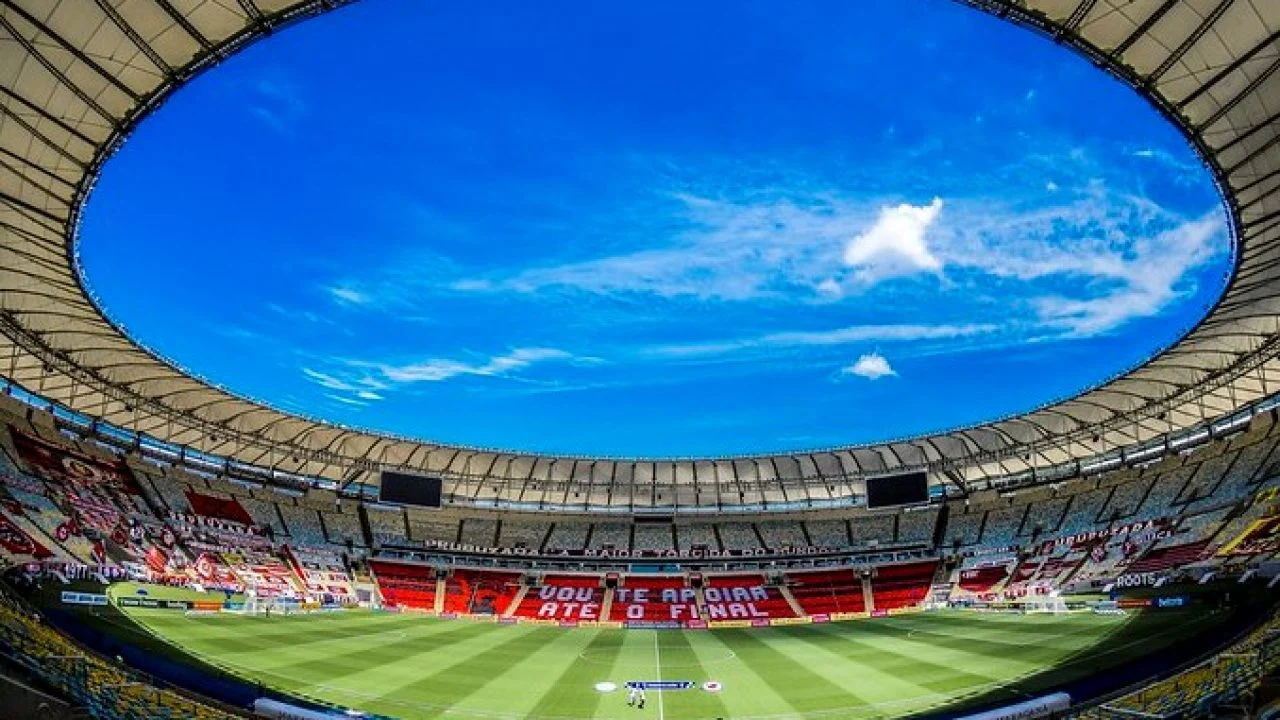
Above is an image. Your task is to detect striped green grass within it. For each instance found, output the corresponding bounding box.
[121,608,1216,719]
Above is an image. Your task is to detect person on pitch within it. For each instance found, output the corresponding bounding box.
[637,687,646,710]
[627,685,639,707]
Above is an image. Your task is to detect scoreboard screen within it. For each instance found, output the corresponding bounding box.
[379,471,443,508]
[865,471,928,509]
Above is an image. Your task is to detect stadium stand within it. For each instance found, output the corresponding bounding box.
[705,574,798,619]
[718,522,762,552]
[365,505,409,547]
[496,519,549,552]
[406,509,459,545]
[805,518,849,548]
[369,559,437,610]
[459,518,498,547]
[849,513,896,546]
[632,523,675,553]
[544,522,589,553]
[981,505,1026,546]
[758,521,808,551]
[512,574,604,621]
[872,561,939,611]
[0,591,237,719]
[1074,612,1280,720]
[675,523,720,553]
[945,509,985,547]
[610,575,695,622]
[588,523,630,552]
[786,568,866,615]
[897,508,939,545]
[322,507,366,548]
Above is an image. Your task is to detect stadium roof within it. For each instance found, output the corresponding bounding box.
[0,0,1278,502]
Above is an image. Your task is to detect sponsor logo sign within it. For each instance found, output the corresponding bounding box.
[625,620,683,629]
[707,620,752,629]
[60,591,107,606]
[703,681,723,693]
[1114,573,1158,588]
[626,681,694,690]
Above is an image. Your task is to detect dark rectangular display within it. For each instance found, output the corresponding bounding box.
[865,471,928,509]
[379,471,443,508]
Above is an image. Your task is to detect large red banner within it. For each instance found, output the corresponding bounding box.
[9,429,140,495]
[0,515,52,560]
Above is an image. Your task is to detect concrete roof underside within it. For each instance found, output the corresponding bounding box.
[1,0,1278,505]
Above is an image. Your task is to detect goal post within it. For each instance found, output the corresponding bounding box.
[1024,594,1069,615]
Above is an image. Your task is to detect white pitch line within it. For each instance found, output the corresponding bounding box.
[653,631,665,720]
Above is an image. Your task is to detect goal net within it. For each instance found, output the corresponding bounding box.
[239,588,301,617]
[1024,595,1069,615]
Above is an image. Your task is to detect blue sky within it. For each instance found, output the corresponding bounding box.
[78,0,1231,458]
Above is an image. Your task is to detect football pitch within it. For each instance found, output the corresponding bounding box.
[119,607,1216,719]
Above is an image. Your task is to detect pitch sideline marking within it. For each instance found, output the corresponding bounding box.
[653,630,665,720]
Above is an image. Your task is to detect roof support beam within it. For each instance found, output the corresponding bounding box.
[0,13,118,126]
[150,0,214,53]
[1148,0,1235,84]
[0,0,141,102]
[91,0,175,79]
[1178,30,1280,110]
[1110,0,1178,60]
[1197,55,1280,132]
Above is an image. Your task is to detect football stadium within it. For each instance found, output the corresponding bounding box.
[1,0,1280,718]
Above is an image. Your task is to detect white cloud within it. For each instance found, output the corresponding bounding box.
[841,198,944,285]
[843,353,896,379]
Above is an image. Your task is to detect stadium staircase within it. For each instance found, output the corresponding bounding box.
[356,506,375,548]
[599,586,615,620]
[433,577,446,613]
[502,585,528,617]
[861,573,875,613]
[777,585,805,617]
[693,585,708,618]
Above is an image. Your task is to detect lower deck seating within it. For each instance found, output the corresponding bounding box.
[610,576,694,622]
[511,574,604,621]
[872,560,937,611]
[786,568,865,615]
[370,559,436,610]
[956,564,1008,594]
[1124,540,1209,575]
[706,574,796,619]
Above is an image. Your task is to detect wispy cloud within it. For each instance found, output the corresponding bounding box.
[372,347,575,384]
[650,323,998,358]
[246,76,307,132]
[843,353,896,379]
[302,347,582,404]
[327,286,368,305]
